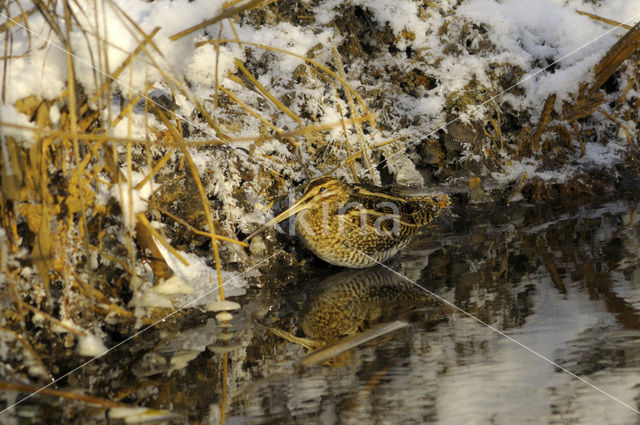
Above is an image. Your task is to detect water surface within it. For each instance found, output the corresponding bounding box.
[4,196,640,425]
[229,197,640,424]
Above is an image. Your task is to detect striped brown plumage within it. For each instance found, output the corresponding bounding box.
[248,176,450,268]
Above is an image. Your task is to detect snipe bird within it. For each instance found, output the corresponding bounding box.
[246,177,450,268]
[300,266,441,341]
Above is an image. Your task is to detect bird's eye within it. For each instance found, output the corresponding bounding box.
[319,187,326,193]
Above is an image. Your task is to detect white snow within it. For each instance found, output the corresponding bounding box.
[77,334,108,357]
[111,170,152,228]
[127,236,248,310]
[153,275,195,295]
[579,141,626,167]
[457,0,639,105]
[0,104,35,145]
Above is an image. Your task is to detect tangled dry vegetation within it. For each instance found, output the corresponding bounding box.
[0,0,639,402]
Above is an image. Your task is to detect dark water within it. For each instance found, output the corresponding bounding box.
[4,196,640,424]
[227,197,640,424]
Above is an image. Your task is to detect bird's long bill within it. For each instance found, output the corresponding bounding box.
[244,193,314,241]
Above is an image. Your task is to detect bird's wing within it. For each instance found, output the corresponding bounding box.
[341,186,427,230]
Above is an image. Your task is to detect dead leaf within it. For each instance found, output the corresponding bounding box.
[65,170,94,214]
[18,203,42,233]
[532,94,556,152]
[14,95,43,118]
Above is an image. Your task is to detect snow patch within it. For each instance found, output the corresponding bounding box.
[111,170,152,228]
[77,334,108,357]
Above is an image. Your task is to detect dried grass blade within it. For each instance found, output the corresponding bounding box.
[134,215,173,281]
[88,26,161,107]
[235,59,303,124]
[336,101,359,182]
[570,121,586,157]
[0,121,139,143]
[88,244,136,276]
[169,0,269,41]
[538,238,567,294]
[155,111,226,300]
[12,298,85,336]
[532,94,556,152]
[0,7,37,32]
[227,113,375,143]
[62,1,80,164]
[0,381,125,407]
[151,204,248,247]
[575,10,632,30]
[589,21,640,96]
[134,148,175,190]
[331,45,375,183]
[218,85,288,139]
[0,121,230,147]
[298,321,409,368]
[135,212,189,267]
[203,39,375,127]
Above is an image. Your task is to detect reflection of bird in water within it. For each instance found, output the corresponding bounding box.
[246,177,450,268]
[300,266,444,342]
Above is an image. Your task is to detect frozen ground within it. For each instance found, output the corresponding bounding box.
[3,0,639,186]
